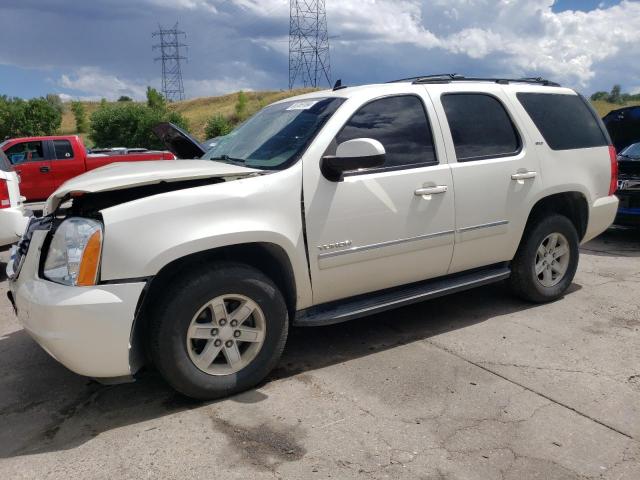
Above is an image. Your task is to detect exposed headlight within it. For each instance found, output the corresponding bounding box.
[43,218,103,286]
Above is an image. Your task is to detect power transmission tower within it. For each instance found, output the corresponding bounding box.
[288,0,331,90]
[152,22,187,101]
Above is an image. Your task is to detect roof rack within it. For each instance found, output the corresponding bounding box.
[387,74,560,87]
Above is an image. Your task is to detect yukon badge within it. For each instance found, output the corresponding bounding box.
[318,240,352,251]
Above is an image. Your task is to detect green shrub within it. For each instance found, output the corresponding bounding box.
[204,113,233,138]
[71,101,89,133]
[234,91,249,122]
[90,101,189,149]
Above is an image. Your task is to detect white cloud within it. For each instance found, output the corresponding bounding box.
[58,67,149,100]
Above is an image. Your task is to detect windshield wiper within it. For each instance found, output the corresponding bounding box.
[208,155,246,165]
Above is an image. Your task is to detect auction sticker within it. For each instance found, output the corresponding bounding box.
[286,101,319,110]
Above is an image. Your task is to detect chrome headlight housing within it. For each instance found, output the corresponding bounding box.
[43,217,103,286]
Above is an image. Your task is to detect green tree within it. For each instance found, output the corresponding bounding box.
[204,113,233,138]
[71,101,89,133]
[608,84,623,104]
[45,93,64,117]
[146,86,166,110]
[234,91,249,122]
[0,96,61,138]
[590,91,608,101]
[117,95,133,102]
[90,101,189,149]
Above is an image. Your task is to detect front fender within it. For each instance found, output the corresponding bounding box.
[98,164,312,308]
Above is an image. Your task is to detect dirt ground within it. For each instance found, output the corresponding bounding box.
[0,228,639,479]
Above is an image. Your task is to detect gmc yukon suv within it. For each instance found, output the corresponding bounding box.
[8,76,618,399]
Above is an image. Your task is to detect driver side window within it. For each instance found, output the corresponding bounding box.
[336,95,437,170]
[5,141,46,164]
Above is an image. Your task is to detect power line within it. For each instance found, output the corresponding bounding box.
[152,22,187,101]
[288,0,332,90]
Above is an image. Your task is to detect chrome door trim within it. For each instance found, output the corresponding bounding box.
[457,220,509,233]
[318,229,455,259]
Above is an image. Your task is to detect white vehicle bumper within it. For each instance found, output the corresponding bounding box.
[0,206,30,247]
[583,195,619,243]
[9,230,146,379]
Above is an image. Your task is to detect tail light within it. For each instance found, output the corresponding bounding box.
[0,179,10,209]
[608,145,618,196]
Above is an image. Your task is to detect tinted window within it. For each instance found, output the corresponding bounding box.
[53,139,74,160]
[336,95,436,169]
[442,94,520,161]
[517,93,608,150]
[4,141,45,164]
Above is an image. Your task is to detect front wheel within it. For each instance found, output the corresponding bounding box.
[149,262,289,399]
[508,214,579,303]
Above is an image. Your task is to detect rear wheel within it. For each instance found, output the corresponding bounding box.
[149,262,288,399]
[509,214,579,303]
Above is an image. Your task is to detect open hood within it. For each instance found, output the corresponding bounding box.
[603,106,640,152]
[45,159,259,212]
[152,122,207,159]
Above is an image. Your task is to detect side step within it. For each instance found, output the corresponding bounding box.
[294,265,511,327]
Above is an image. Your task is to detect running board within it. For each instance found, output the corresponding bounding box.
[294,265,511,327]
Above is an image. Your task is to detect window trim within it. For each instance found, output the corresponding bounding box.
[335,93,440,177]
[441,92,523,163]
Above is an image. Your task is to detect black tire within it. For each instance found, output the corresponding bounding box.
[508,214,579,303]
[149,261,288,400]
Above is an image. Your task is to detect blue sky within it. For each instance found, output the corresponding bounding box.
[0,0,638,101]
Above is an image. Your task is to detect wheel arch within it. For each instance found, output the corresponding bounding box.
[521,191,589,244]
[130,242,298,369]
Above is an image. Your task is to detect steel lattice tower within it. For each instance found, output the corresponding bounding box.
[288,0,331,89]
[153,22,187,101]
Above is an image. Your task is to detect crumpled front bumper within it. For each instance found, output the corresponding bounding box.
[8,230,146,379]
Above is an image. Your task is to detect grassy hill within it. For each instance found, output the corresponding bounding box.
[60,88,315,146]
[60,90,639,147]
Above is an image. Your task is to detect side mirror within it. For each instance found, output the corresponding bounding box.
[321,138,386,181]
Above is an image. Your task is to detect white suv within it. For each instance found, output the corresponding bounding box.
[8,75,619,399]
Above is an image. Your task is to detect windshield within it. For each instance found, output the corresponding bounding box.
[620,142,640,159]
[201,97,344,170]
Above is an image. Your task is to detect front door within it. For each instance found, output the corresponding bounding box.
[428,85,543,273]
[3,140,53,201]
[304,91,455,305]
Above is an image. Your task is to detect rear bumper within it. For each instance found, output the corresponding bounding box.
[583,195,619,242]
[9,230,146,379]
[0,206,30,247]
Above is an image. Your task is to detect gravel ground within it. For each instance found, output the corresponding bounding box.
[0,227,638,479]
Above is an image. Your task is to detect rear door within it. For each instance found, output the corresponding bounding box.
[50,138,85,189]
[3,140,54,201]
[428,84,543,273]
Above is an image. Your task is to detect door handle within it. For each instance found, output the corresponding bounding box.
[39,166,50,173]
[414,185,448,196]
[511,171,537,180]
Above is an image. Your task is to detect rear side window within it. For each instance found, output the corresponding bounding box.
[53,139,75,160]
[517,93,608,150]
[442,94,520,161]
[336,95,437,169]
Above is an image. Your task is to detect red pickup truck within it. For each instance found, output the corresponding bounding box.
[0,135,174,201]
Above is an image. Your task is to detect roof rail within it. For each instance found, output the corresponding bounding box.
[387,74,560,87]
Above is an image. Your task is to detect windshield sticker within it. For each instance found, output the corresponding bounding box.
[286,101,319,111]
